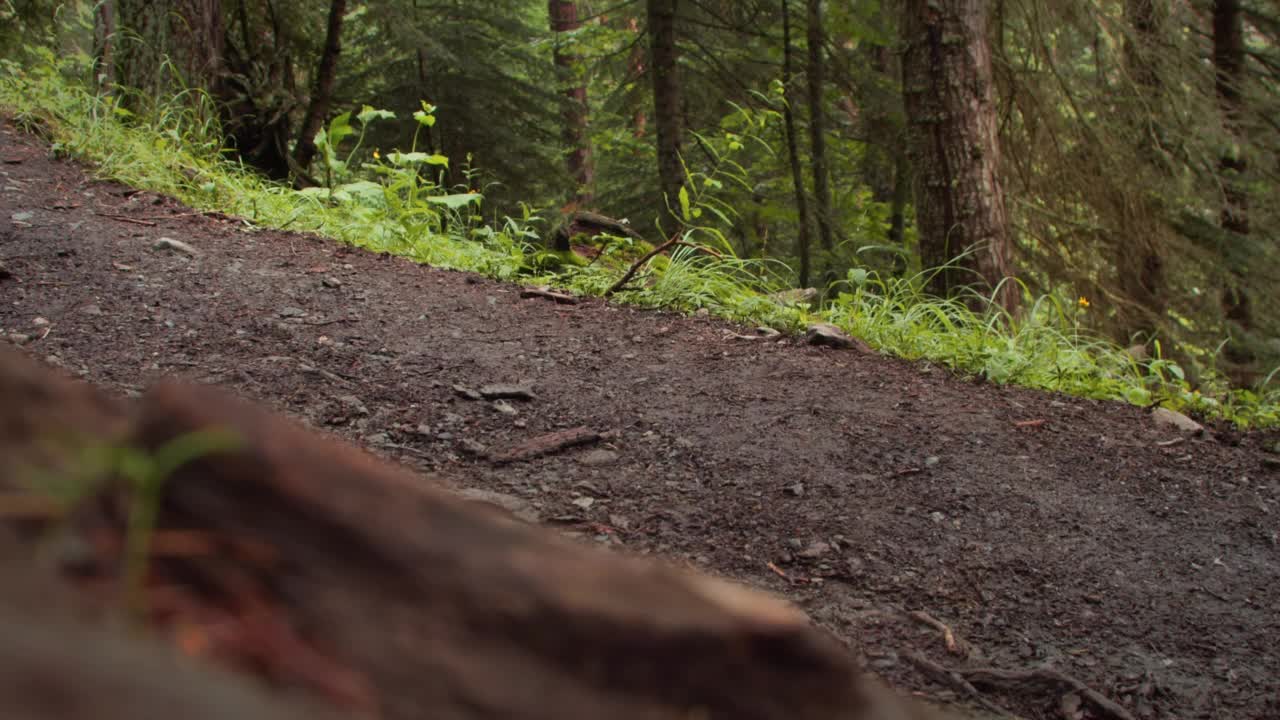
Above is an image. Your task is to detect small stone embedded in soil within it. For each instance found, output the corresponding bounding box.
[784,482,805,497]
[1152,407,1204,434]
[278,307,307,318]
[459,438,488,456]
[805,322,868,351]
[492,400,517,415]
[479,383,535,401]
[572,496,596,510]
[929,511,946,524]
[336,394,368,416]
[6,333,31,345]
[453,384,483,400]
[81,304,103,317]
[924,455,940,467]
[11,210,34,223]
[580,449,618,466]
[322,276,343,288]
[32,316,49,327]
[152,236,199,255]
[456,488,540,523]
[797,541,831,559]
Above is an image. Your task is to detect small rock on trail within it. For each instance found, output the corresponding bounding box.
[805,322,870,352]
[478,383,535,401]
[152,236,199,255]
[1151,407,1204,434]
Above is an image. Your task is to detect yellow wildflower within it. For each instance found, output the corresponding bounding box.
[1078,296,1090,308]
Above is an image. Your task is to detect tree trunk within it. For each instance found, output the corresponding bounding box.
[647,0,683,227]
[549,0,594,207]
[92,0,116,91]
[805,0,835,257]
[901,0,1018,313]
[1113,0,1166,344]
[1213,0,1253,374]
[112,0,224,105]
[628,16,648,138]
[781,0,813,288]
[292,0,348,176]
[888,152,909,249]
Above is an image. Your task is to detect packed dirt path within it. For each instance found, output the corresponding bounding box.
[2,119,1278,719]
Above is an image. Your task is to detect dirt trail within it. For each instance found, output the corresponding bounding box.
[1,119,1277,719]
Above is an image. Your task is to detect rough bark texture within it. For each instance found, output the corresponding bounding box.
[1213,0,1253,373]
[782,0,814,287]
[550,0,594,206]
[0,347,949,720]
[806,0,835,257]
[901,0,1018,313]
[647,0,684,227]
[292,0,348,176]
[1113,0,1166,344]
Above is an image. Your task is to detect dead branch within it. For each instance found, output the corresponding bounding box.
[488,426,603,464]
[605,233,682,296]
[908,610,971,657]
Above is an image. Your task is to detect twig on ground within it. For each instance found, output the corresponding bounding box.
[488,427,606,465]
[766,561,804,585]
[908,610,971,657]
[95,212,157,227]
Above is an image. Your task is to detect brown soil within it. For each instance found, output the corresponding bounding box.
[1,119,1278,719]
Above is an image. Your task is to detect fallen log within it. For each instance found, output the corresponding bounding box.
[0,346,952,720]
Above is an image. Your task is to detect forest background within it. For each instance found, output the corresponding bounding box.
[1,0,1277,425]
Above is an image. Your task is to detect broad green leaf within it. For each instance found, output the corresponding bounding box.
[425,154,449,166]
[678,186,691,221]
[326,111,354,144]
[386,151,430,165]
[357,105,396,125]
[425,193,482,209]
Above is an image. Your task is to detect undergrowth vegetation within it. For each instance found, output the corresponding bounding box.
[1,50,1277,428]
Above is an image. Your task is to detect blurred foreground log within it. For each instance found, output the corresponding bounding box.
[0,346,944,720]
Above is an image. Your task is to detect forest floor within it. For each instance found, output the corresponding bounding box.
[2,118,1278,720]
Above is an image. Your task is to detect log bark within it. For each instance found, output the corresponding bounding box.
[0,347,949,720]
